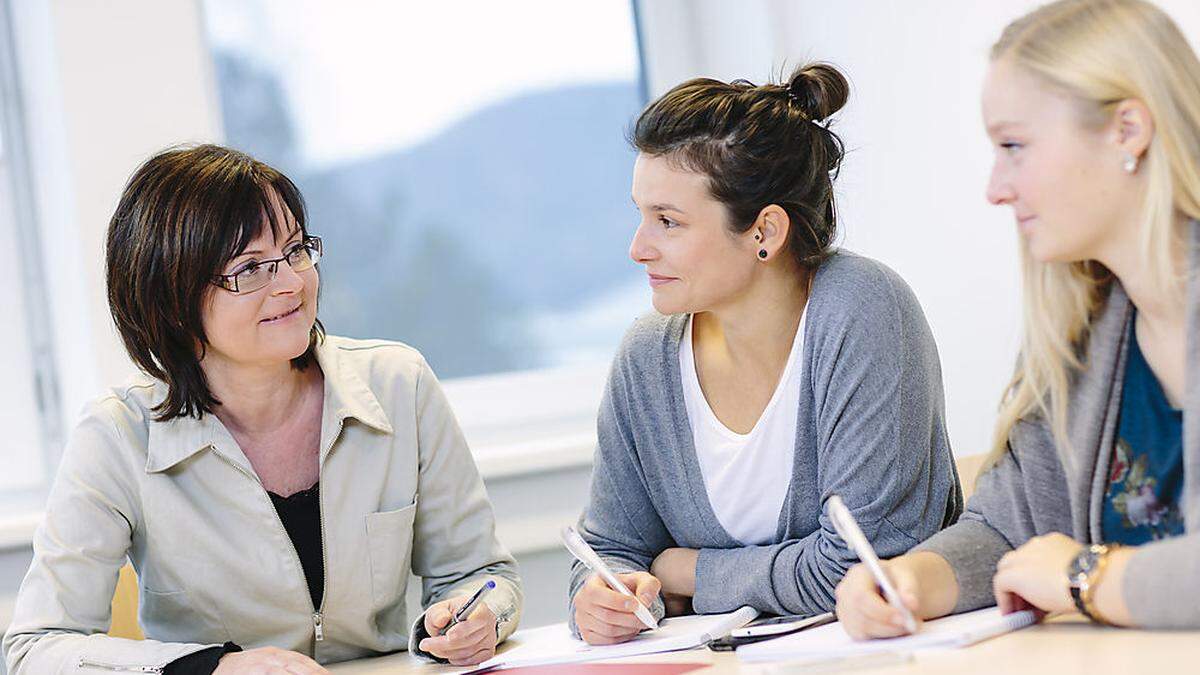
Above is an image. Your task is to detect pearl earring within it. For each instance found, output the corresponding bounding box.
[1122,153,1139,174]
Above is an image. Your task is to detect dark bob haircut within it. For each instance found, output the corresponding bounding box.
[106,144,324,421]
[631,62,849,274]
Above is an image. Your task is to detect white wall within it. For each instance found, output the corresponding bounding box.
[640,0,1200,458]
[775,2,1032,459]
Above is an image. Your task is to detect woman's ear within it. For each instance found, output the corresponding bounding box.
[752,205,791,261]
[1111,98,1154,162]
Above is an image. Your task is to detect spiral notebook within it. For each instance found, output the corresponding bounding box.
[737,607,1038,663]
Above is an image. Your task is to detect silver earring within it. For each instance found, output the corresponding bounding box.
[1122,153,1139,174]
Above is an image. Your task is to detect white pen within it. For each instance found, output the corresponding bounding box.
[827,495,918,634]
[561,526,659,630]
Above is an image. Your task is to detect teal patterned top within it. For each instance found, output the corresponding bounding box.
[1101,315,1185,544]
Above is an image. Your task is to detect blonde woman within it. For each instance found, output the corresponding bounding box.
[836,0,1200,636]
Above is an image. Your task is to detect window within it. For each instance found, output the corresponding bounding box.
[0,142,45,502]
[201,1,650,397]
[0,0,61,510]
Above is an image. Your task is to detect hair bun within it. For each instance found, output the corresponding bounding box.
[786,62,849,121]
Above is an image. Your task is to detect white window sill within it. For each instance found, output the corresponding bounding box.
[0,512,41,552]
[472,432,595,479]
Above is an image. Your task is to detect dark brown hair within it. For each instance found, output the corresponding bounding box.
[106,144,324,421]
[632,63,849,272]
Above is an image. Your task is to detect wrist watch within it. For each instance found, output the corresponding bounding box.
[493,603,516,639]
[1067,543,1119,624]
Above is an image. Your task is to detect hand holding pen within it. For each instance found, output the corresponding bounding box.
[419,580,499,666]
[573,571,663,645]
[564,526,662,645]
[836,557,926,640]
[829,495,939,640]
[827,495,918,634]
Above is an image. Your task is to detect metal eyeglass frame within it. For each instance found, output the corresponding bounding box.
[212,235,323,294]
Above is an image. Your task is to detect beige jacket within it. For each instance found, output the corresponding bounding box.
[2,336,522,674]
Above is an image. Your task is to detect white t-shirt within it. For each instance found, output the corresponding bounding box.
[679,309,807,545]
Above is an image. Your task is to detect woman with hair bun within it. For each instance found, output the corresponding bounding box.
[567,63,963,644]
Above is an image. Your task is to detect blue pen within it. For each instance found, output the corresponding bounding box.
[442,580,496,635]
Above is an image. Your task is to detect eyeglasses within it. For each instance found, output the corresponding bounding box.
[212,236,323,294]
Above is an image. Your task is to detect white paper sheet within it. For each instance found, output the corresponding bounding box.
[737,607,1038,663]
[464,606,759,673]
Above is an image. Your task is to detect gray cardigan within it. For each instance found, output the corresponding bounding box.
[916,230,1200,629]
[569,251,962,627]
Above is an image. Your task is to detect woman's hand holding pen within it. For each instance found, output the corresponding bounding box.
[419,596,498,666]
[573,572,661,645]
[835,551,958,640]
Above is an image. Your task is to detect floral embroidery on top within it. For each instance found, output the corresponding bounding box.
[1106,438,1130,492]
[1106,439,1181,539]
[1100,313,1185,546]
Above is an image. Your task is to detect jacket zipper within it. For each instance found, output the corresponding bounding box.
[77,658,164,673]
[311,418,341,650]
[213,433,336,657]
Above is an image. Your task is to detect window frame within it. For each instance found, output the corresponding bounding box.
[0,0,64,516]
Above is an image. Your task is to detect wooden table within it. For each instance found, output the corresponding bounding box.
[328,614,1200,674]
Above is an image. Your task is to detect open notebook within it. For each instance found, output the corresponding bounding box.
[463,607,759,674]
[738,607,1038,663]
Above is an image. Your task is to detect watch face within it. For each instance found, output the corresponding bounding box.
[1072,544,1110,575]
[1069,546,1098,578]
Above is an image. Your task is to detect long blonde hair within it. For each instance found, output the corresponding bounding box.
[986,0,1200,470]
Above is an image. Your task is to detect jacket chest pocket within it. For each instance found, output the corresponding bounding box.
[365,499,418,608]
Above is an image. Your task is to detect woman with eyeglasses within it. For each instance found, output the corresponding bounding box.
[2,144,521,674]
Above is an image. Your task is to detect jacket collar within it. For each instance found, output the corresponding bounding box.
[145,337,393,474]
